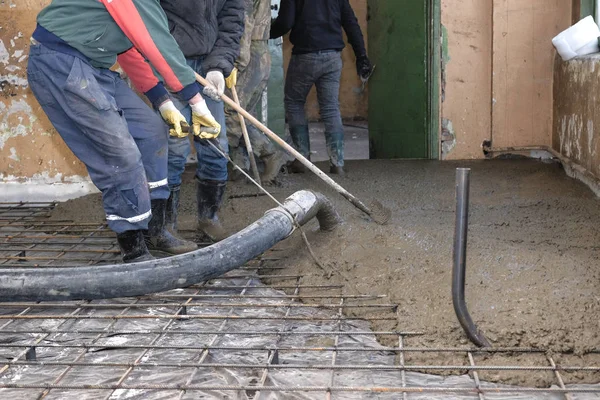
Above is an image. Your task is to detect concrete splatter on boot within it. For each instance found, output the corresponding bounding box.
[165,186,180,233]
[289,125,310,173]
[197,179,227,242]
[325,131,345,176]
[144,199,198,255]
[261,151,288,183]
[117,230,154,263]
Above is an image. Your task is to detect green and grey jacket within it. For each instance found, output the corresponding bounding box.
[35,0,200,106]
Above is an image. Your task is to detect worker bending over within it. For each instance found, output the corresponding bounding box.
[160,0,244,242]
[271,0,373,175]
[27,0,221,263]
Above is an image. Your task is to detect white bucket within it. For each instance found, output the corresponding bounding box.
[552,16,600,61]
[576,39,600,56]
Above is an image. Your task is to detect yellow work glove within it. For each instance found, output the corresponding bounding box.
[190,99,221,139]
[225,68,238,89]
[158,100,189,138]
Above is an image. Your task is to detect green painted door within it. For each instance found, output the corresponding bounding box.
[267,37,286,137]
[368,0,429,159]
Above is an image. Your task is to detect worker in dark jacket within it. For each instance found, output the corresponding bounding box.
[271,0,373,175]
[27,0,222,262]
[160,0,244,242]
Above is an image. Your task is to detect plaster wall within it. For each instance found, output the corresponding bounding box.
[442,0,571,160]
[0,0,93,201]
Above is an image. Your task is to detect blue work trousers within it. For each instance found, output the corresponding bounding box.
[27,43,169,233]
[167,58,229,188]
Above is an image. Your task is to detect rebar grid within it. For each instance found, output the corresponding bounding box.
[0,203,599,399]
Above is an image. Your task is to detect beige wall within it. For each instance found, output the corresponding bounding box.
[0,0,87,186]
[440,0,493,159]
[442,0,571,159]
[282,0,368,121]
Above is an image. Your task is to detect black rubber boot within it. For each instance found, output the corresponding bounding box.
[288,126,311,174]
[329,165,346,176]
[116,230,154,263]
[144,199,198,255]
[290,125,310,157]
[261,152,287,183]
[325,131,345,175]
[197,179,227,242]
[165,186,180,233]
[289,158,307,174]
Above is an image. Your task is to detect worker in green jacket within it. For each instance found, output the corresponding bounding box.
[27,0,221,263]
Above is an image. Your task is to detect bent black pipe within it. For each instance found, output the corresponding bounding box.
[452,168,491,348]
[0,191,341,302]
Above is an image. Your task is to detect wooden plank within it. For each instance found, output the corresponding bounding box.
[492,0,571,148]
[441,0,493,160]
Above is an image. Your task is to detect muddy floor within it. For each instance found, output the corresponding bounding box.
[50,159,600,387]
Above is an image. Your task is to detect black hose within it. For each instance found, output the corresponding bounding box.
[0,191,341,302]
[452,168,491,348]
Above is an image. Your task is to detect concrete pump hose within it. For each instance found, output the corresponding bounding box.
[0,190,341,302]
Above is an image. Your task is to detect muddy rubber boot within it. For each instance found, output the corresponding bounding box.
[288,158,307,173]
[288,125,311,173]
[329,165,346,176]
[197,179,227,242]
[165,186,180,233]
[144,199,198,255]
[261,151,286,183]
[325,131,345,176]
[117,230,154,263]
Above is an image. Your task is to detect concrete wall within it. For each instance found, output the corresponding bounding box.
[442,0,572,160]
[553,55,600,181]
[0,0,94,200]
[281,0,368,121]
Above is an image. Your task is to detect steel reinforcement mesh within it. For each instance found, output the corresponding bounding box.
[0,202,599,399]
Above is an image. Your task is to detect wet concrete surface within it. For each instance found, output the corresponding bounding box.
[51,157,600,387]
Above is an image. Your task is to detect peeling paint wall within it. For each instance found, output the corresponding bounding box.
[281,0,368,121]
[441,0,571,160]
[440,0,492,160]
[0,0,88,195]
[553,54,600,180]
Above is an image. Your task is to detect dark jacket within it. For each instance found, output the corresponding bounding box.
[160,0,244,76]
[270,0,366,57]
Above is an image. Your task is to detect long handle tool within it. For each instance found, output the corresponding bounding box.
[195,73,390,225]
[231,85,262,185]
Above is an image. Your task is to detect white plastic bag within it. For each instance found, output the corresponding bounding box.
[552,16,600,61]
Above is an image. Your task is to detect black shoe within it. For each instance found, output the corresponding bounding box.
[165,186,180,233]
[144,199,198,255]
[117,230,154,263]
[289,159,307,174]
[261,152,286,183]
[197,179,227,242]
[329,165,346,176]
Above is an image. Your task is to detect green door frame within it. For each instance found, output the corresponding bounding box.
[427,0,441,160]
[367,0,441,160]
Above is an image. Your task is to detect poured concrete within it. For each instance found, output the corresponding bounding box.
[51,157,600,387]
